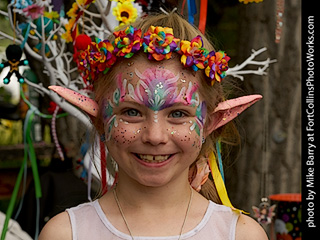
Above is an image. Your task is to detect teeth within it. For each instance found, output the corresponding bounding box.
[138,154,170,163]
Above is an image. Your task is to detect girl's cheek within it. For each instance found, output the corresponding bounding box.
[168,120,203,150]
[109,119,143,145]
[106,117,203,150]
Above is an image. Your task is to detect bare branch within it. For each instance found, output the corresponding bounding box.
[227,48,277,81]
[0,10,8,17]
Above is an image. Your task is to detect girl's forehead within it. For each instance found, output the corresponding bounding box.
[114,57,200,89]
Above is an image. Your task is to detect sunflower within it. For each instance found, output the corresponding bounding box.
[67,2,80,18]
[67,0,86,18]
[112,1,138,26]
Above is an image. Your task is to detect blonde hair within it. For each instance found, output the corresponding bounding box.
[93,13,240,204]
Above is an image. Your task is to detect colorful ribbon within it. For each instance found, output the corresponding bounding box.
[198,0,208,34]
[216,140,225,182]
[208,151,248,214]
[187,0,197,24]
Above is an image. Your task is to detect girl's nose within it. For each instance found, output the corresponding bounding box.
[141,114,169,146]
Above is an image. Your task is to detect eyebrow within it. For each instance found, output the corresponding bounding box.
[118,100,144,107]
[119,99,196,109]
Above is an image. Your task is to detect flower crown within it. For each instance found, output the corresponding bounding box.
[76,25,230,86]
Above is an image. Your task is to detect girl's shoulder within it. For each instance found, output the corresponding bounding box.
[38,211,72,240]
[235,214,269,240]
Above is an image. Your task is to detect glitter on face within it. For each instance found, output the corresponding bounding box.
[103,65,207,150]
[154,111,158,123]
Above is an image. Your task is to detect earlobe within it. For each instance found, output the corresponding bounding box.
[206,94,262,134]
[49,86,99,117]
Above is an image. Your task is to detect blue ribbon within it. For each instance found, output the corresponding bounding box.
[20,23,31,50]
[187,0,197,24]
[216,140,225,183]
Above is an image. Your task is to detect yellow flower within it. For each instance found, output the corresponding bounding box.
[67,2,79,18]
[77,0,86,5]
[44,11,59,19]
[65,18,76,32]
[62,18,76,43]
[112,1,138,25]
[62,31,73,43]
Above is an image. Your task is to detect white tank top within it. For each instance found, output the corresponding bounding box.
[66,200,239,240]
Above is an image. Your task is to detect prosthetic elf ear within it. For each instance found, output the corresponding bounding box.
[49,86,99,117]
[206,94,263,134]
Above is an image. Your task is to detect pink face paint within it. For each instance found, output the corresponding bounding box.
[116,66,202,124]
[132,67,180,111]
[116,73,127,102]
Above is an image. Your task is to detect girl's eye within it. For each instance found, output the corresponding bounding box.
[169,110,187,118]
[124,109,141,117]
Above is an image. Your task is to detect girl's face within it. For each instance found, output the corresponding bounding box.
[104,57,207,187]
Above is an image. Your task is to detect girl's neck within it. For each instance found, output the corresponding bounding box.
[114,170,191,210]
[98,170,209,237]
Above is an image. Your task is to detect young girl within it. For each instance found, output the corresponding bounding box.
[40,13,268,240]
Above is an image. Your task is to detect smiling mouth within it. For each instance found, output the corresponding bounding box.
[134,154,173,163]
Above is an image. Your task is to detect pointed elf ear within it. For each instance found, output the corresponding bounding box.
[49,86,99,117]
[206,94,262,134]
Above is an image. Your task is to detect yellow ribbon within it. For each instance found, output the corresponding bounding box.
[208,151,249,214]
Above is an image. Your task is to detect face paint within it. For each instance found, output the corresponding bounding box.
[193,101,206,145]
[101,57,221,189]
[133,67,180,111]
[104,65,207,146]
[103,100,118,141]
[103,80,124,140]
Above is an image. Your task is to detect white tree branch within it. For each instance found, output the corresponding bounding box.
[227,47,277,81]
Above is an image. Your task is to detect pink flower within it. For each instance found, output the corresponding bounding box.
[22,4,45,20]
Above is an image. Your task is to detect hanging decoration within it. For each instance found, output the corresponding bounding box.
[251,52,275,226]
[275,0,285,43]
[0,85,68,240]
[0,1,28,85]
[198,0,207,34]
[252,197,276,225]
[32,17,58,56]
[186,0,197,24]
[51,105,65,161]
[0,44,29,84]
